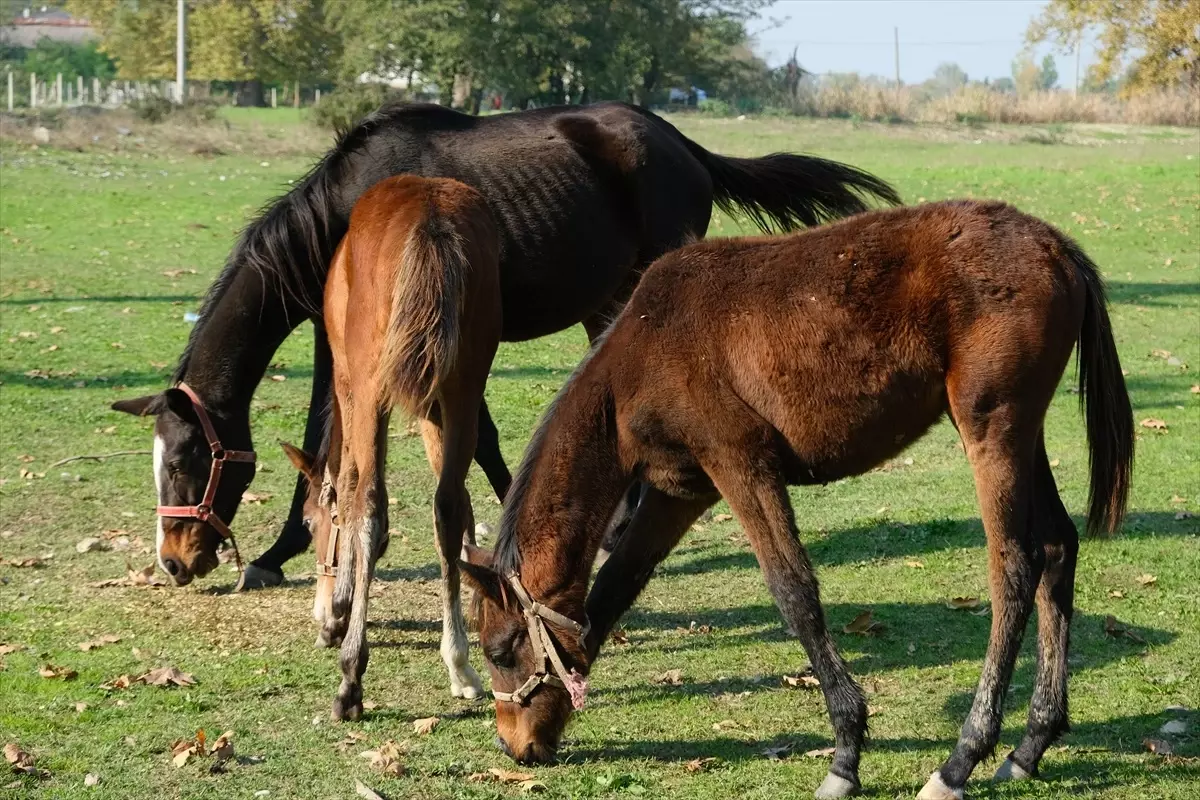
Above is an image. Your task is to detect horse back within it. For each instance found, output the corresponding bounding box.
[604,200,1087,485]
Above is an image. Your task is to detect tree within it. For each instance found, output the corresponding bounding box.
[1012,54,1058,93]
[71,0,338,101]
[1027,0,1199,95]
[1039,54,1058,89]
[928,62,968,96]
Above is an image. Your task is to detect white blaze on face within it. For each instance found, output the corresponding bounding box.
[152,433,168,572]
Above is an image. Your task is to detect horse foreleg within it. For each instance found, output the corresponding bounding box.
[242,320,333,589]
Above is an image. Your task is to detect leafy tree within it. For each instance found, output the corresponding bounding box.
[1039,54,1058,89]
[928,62,968,96]
[21,37,117,80]
[1027,0,1199,95]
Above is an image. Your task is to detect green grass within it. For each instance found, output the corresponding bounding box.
[1,113,1197,800]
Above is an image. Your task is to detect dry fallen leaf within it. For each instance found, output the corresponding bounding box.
[713,513,734,523]
[127,563,166,587]
[4,743,35,772]
[75,537,108,554]
[355,780,387,800]
[782,673,820,689]
[610,627,629,645]
[38,664,77,680]
[84,773,100,787]
[0,645,18,656]
[100,674,135,691]
[1104,615,1146,644]
[139,666,195,687]
[1049,458,1061,468]
[1160,719,1188,736]
[209,731,234,763]
[761,744,791,761]
[1139,418,1168,431]
[241,492,272,504]
[360,740,405,776]
[78,634,121,652]
[270,374,287,382]
[1108,590,1124,599]
[75,702,88,713]
[685,757,719,773]
[162,269,197,278]
[0,557,42,568]
[712,719,740,731]
[1144,738,1175,756]
[842,610,884,635]
[804,747,836,759]
[489,767,536,783]
[904,560,924,569]
[1135,574,1158,587]
[945,596,984,610]
[655,669,685,686]
[412,717,439,735]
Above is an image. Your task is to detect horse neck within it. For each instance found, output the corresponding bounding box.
[508,370,629,609]
[180,259,312,418]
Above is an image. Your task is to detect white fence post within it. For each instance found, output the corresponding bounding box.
[77,75,84,103]
[56,73,63,106]
[30,73,36,108]
[315,88,321,105]
[6,71,12,111]
[93,77,100,104]
[271,86,277,107]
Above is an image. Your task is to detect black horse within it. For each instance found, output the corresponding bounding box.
[112,101,898,592]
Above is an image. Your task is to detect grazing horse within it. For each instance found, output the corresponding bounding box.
[283,175,503,712]
[460,200,1134,799]
[110,101,898,599]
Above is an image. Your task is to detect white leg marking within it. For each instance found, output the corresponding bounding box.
[916,771,963,800]
[993,759,1032,782]
[441,575,482,700]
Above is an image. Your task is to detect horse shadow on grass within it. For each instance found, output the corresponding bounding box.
[600,603,1173,701]
[660,511,1196,574]
[563,710,1196,797]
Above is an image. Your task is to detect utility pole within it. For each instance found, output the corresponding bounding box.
[1080,35,1089,97]
[894,27,901,89]
[176,0,186,104]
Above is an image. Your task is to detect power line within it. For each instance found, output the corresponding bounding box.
[755,39,1024,47]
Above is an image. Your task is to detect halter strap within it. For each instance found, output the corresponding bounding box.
[156,382,256,576]
[492,572,590,710]
[315,474,340,578]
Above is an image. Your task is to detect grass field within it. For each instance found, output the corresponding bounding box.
[1,109,1197,800]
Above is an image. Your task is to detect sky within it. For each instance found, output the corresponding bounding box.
[753,0,1092,85]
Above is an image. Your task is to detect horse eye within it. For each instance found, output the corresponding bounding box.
[488,646,517,670]
[167,461,183,475]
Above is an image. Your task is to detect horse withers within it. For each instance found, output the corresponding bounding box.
[460,200,1134,799]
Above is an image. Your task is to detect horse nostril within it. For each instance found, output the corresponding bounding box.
[162,558,181,576]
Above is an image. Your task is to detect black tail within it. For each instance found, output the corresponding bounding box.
[674,133,900,232]
[1065,236,1134,536]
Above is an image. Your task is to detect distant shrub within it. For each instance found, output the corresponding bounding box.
[130,96,221,125]
[697,98,734,116]
[311,84,402,131]
[130,95,174,123]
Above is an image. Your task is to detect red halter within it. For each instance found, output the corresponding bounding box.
[156,382,256,573]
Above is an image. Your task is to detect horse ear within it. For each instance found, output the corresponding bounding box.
[462,543,494,567]
[460,557,505,608]
[111,394,165,417]
[161,387,200,425]
[280,441,318,483]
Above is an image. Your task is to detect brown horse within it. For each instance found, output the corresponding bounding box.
[284,175,502,717]
[460,200,1134,799]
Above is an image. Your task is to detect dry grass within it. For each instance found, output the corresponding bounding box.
[789,85,1199,127]
[0,106,328,158]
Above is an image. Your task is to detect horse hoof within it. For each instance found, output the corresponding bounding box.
[314,633,339,649]
[332,697,363,722]
[235,564,284,591]
[993,759,1032,782]
[451,666,485,700]
[815,772,860,798]
[916,772,963,800]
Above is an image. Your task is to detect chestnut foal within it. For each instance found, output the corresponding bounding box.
[292,175,502,718]
[461,200,1134,798]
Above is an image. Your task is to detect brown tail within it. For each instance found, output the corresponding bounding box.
[378,213,468,417]
[1065,235,1134,536]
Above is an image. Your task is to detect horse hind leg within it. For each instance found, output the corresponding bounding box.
[919,397,1044,800]
[995,433,1077,782]
[331,411,387,721]
[706,459,866,799]
[421,407,484,700]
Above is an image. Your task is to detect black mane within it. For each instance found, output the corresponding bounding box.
[173,103,446,382]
